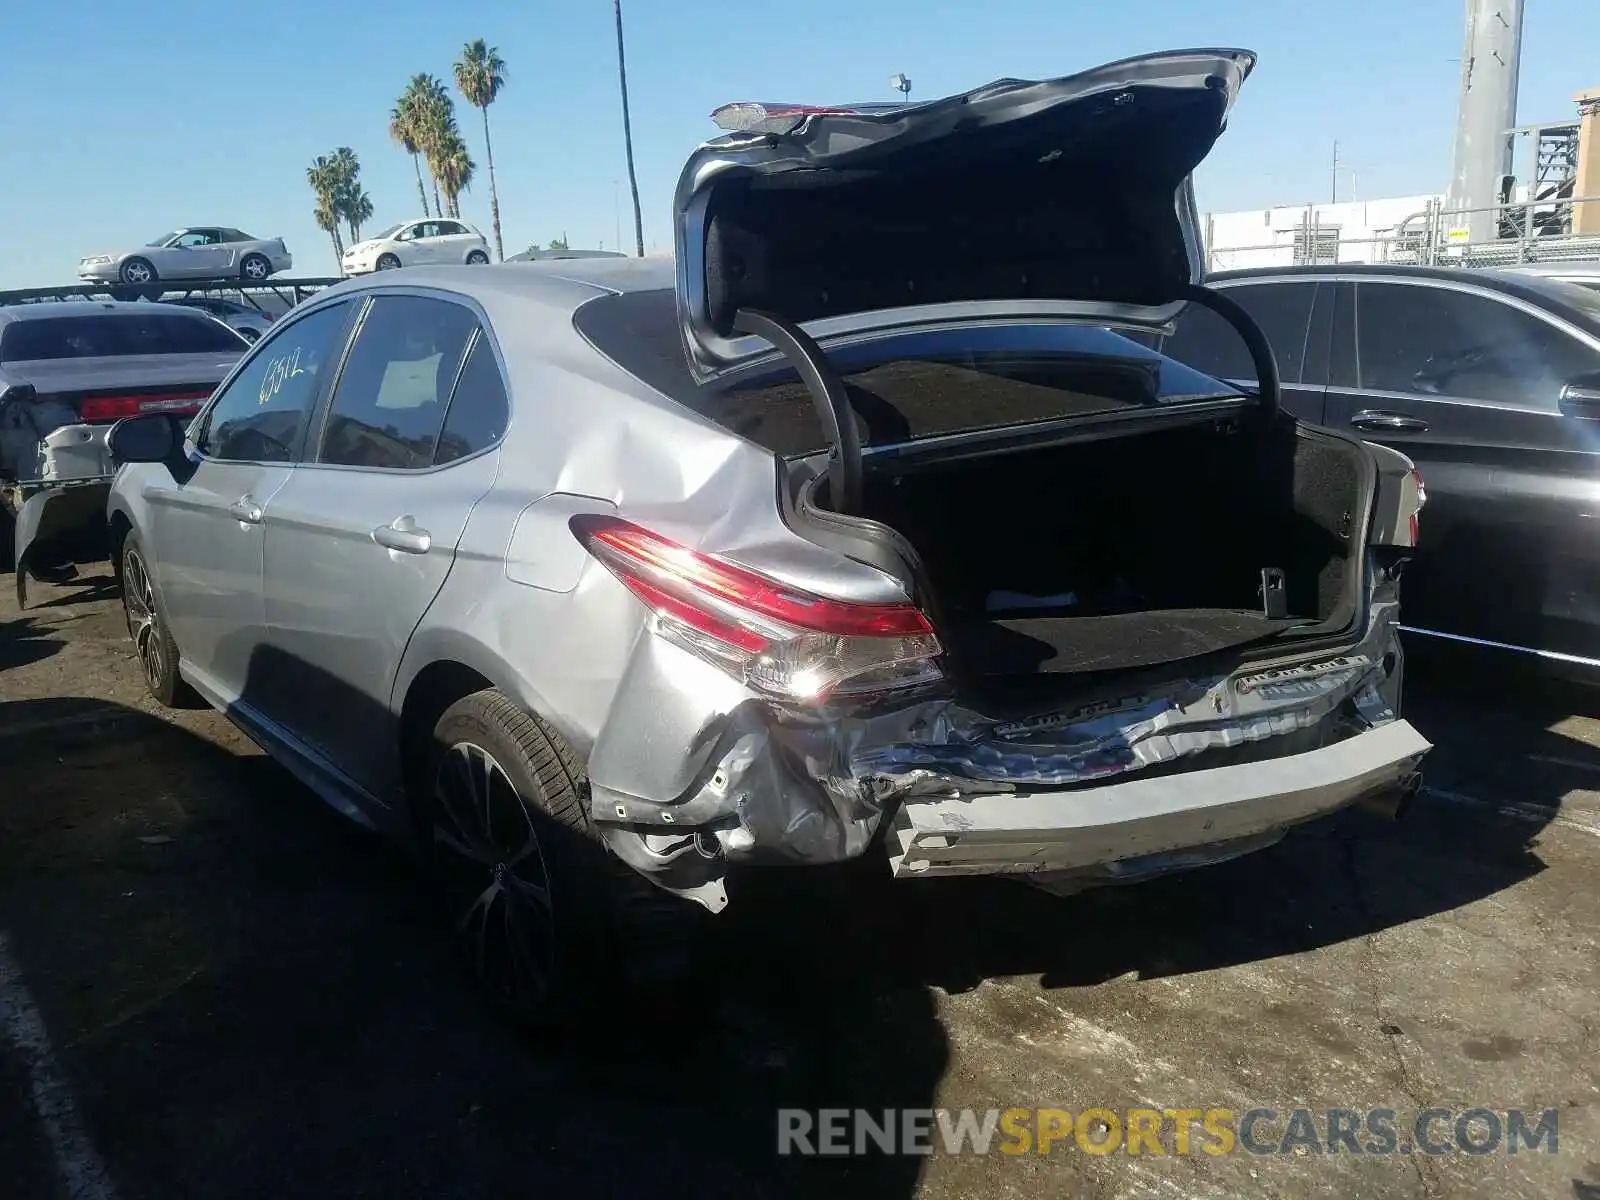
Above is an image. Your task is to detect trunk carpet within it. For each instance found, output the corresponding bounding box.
[953,609,1307,675]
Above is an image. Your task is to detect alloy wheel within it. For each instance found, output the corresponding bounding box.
[122,548,165,694]
[123,261,152,284]
[243,256,268,280]
[431,741,557,1011]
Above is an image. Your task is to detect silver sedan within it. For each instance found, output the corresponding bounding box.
[79,228,294,291]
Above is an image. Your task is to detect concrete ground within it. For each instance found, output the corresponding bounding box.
[1,568,1597,1200]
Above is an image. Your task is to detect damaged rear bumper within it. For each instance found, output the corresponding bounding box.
[593,599,1426,912]
[887,719,1428,882]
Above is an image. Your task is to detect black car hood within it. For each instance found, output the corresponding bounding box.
[673,47,1256,380]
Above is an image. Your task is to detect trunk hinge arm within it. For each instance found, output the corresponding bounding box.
[1177,284,1281,421]
[732,308,862,515]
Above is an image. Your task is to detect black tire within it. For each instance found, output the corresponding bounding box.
[120,534,194,707]
[119,257,157,287]
[239,253,271,282]
[419,689,703,1023]
[237,327,261,343]
[465,249,489,265]
[376,253,401,271]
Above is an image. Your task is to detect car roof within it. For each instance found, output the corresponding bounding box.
[1206,262,1600,328]
[0,300,217,325]
[308,257,679,311]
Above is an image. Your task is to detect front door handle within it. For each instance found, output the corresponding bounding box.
[227,494,263,523]
[1350,410,1429,433]
[373,517,432,554]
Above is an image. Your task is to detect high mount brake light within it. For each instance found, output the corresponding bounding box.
[572,516,943,703]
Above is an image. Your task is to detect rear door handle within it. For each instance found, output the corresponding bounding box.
[227,494,263,523]
[1350,410,1429,433]
[373,517,432,554]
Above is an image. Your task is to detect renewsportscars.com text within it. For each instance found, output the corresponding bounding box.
[777,1106,1560,1158]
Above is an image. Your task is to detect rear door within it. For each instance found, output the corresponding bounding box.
[142,299,357,705]
[1156,278,1330,422]
[258,291,508,803]
[1320,278,1600,659]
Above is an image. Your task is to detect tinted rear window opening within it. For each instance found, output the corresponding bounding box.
[0,313,246,362]
[573,287,1243,457]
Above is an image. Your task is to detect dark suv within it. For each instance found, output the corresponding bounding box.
[1153,265,1600,674]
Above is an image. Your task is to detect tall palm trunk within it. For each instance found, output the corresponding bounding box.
[614,0,645,257]
[431,177,442,218]
[327,229,343,263]
[482,108,503,261]
[411,153,429,216]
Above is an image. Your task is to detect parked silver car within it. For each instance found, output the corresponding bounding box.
[79,228,293,292]
[104,48,1430,1019]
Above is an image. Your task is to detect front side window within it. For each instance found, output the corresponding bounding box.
[1160,281,1318,385]
[194,301,352,462]
[173,231,216,247]
[317,295,479,469]
[1356,282,1600,406]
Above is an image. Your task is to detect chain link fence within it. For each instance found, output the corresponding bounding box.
[1204,195,1600,274]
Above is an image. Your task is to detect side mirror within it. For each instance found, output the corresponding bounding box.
[108,412,180,465]
[1559,371,1600,420]
[0,381,38,405]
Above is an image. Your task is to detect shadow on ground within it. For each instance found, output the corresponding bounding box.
[0,659,1585,1198]
[0,615,63,672]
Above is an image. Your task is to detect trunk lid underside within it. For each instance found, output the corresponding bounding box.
[674,47,1256,380]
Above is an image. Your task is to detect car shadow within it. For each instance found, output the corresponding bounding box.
[0,615,62,672]
[0,695,942,1200]
[0,641,1581,1199]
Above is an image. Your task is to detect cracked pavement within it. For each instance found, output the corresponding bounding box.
[1,570,1598,1199]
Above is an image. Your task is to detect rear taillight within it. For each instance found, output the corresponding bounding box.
[572,516,943,703]
[77,392,210,422]
[1408,468,1425,545]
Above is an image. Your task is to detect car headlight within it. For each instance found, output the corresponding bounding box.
[81,256,112,266]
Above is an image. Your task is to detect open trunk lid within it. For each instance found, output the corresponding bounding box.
[673,47,1256,382]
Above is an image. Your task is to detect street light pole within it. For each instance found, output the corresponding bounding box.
[890,72,911,103]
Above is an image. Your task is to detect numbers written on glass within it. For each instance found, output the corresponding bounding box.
[258,347,309,406]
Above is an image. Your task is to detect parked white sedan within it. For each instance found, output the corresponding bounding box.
[341,219,491,275]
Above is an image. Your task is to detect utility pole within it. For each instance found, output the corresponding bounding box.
[1331,139,1340,204]
[890,72,912,103]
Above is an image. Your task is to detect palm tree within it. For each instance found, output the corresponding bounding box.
[436,131,475,219]
[613,0,644,256]
[328,147,368,243]
[389,93,430,216]
[306,156,345,263]
[414,76,458,219]
[454,40,508,261]
[344,189,374,242]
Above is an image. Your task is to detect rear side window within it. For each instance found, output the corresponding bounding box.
[434,336,509,464]
[574,288,1245,458]
[1159,281,1318,384]
[0,313,246,361]
[317,295,479,469]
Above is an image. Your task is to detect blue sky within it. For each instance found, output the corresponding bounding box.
[2,0,1597,288]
